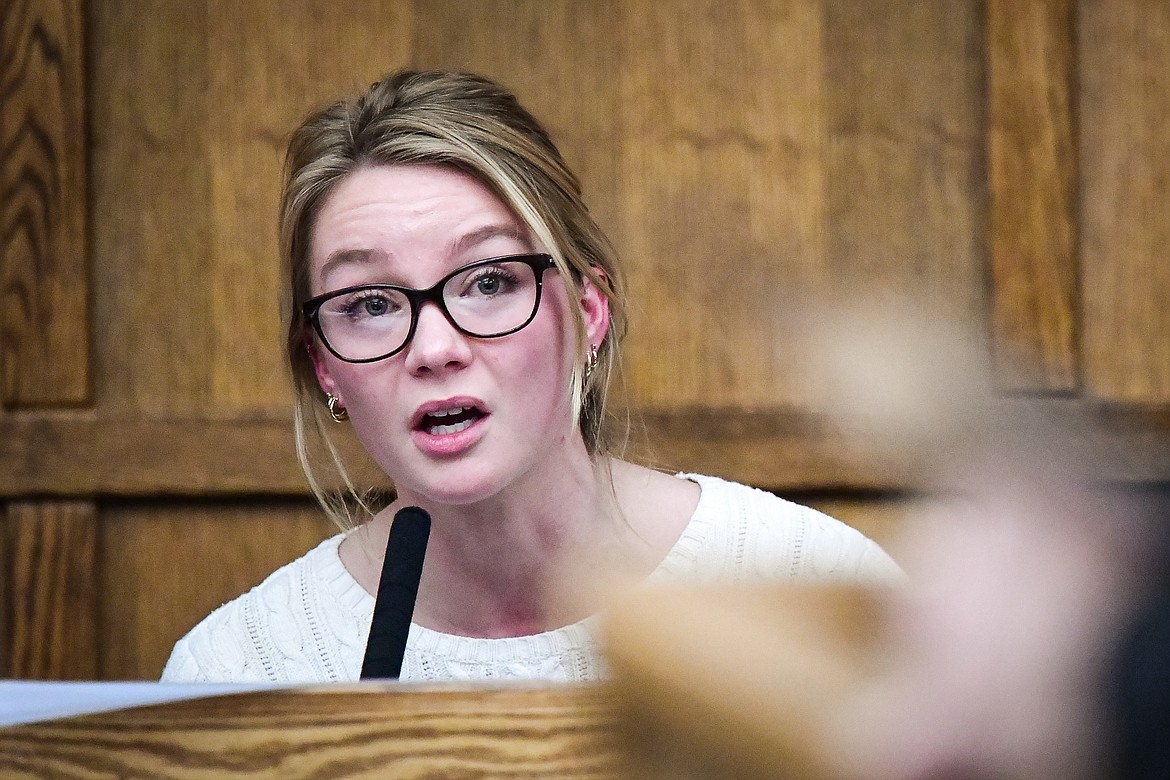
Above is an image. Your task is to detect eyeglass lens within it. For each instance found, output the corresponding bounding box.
[315,258,543,361]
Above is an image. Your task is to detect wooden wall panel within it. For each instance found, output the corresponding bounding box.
[825,1,985,331]
[87,0,214,416]
[619,0,827,410]
[0,0,89,407]
[986,0,1078,392]
[206,1,413,414]
[88,1,414,418]
[412,1,624,250]
[99,500,334,679]
[1081,0,1170,403]
[2,501,97,679]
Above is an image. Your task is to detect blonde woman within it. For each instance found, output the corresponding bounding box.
[163,70,900,683]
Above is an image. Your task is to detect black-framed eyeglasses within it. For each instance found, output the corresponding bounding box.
[303,253,556,363]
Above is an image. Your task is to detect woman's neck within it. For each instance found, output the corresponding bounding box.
[369,453,626,638]
[342,455,700,639]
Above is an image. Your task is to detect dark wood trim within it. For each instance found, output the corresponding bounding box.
[1,402,1167,498]
[0,414,335,496]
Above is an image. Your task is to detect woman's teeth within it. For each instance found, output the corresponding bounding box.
[423,406,478,435]
[429,418,474,436]
[430,406,471,417]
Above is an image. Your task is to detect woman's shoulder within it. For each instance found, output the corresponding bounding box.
[675,472,905,584]
[160,533,362,682]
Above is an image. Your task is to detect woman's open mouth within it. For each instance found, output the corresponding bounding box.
[417,405,485,436]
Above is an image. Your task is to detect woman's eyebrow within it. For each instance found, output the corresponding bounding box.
[450,224,528,255]
[319,247,387,281]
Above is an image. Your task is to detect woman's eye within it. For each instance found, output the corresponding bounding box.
[363,297,389,316]
[337,292,398,319]
[462,265,520,297]
[475,275,502,295]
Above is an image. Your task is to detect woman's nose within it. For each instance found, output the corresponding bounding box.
[403,301,473,375]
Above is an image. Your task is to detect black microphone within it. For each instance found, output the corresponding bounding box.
[360,506,431,680]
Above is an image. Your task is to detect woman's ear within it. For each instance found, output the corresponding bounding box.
[580,268,610,348]
[305,328,340,401]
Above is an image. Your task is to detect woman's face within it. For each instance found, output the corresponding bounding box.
[306,163,607,506]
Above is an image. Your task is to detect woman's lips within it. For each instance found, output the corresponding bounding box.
[410,397,489,456]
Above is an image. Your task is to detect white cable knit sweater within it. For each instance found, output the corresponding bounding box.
[161,474,901,683]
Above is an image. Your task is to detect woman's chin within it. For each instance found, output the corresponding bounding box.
[395,466,515,509]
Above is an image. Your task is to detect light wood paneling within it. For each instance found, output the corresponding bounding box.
[206,1,413,414]
[0,685,626,778]
[2,501,97,679]
[412,1,624,247]
[99,500,334,679]
[619,0,827,410]
[825,1,985,328]
[87,0,214,415]
[987,0,1078,391]
[89,1,414,417]
[0,0,89,407]
[1081,0,1170,403]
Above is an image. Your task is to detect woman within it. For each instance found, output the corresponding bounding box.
[163,70,900,683]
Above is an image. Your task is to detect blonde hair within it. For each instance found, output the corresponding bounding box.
[280,70,627,528]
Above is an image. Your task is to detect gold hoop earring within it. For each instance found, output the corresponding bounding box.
[583,343,599,386]
[326,393,348,423]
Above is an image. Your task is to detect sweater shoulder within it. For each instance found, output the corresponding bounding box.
[160,534,363,683]
[678,473,904,584]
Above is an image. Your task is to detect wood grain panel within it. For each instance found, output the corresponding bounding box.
[4,404,1170,498]
[619,0,827,410]
[0,685,626,778]
[986,0,1078,391]
[1081,0,1170,403]
[0,0,89,407]
[0,414,383,497]
[825,1,985,334]
[87,0,212,415]
[99,499,334,679]
[0,502,7,674]
[412,0,623,248]
[206,1,413,413]
[2,500,97,679]
[0,410,909,496]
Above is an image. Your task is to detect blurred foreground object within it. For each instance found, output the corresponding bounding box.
[601,451,1167,780]
[845,462,1158,780]
[601,303,1169,780]
[603,584,884,780]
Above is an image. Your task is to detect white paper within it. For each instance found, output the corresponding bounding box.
[0,680,291,727]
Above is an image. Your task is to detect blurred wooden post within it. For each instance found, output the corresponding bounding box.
[986,0,1079,392]
[1080,0,1170,403]
[603,585,883,780]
